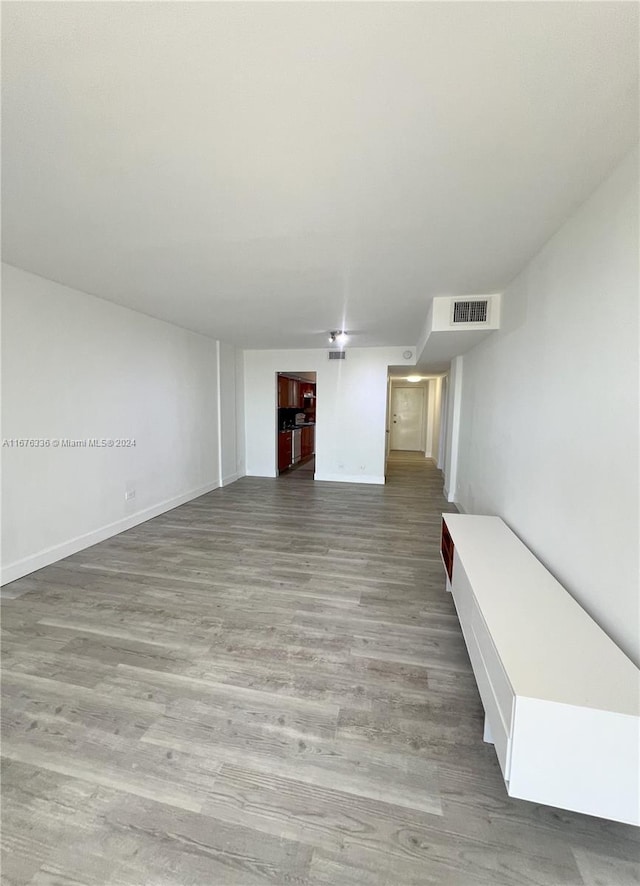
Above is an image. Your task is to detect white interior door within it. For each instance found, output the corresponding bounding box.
[390,386,425,450]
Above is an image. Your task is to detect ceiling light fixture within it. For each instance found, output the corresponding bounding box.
[329,330,348,346]
[406,375,422,382]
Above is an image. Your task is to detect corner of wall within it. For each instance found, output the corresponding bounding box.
[1,480,220,586]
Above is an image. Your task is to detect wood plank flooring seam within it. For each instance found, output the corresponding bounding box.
[2,457,630,886]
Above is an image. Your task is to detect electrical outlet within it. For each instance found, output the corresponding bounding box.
[125,489,136,502]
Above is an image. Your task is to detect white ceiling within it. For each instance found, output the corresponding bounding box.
[2,2,638,349]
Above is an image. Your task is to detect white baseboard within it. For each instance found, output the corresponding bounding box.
[1,480,220,586]
[444,485,459,504]
[314,473,385,485]
[221,472,243,487]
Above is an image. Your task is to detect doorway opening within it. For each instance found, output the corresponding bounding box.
[276,371,317,479]
[385,373,444,473]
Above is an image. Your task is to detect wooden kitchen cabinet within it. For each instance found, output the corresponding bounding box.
[289,378,300,408]
[278,431,292,472]
[277,374,302,408]
[301,425,315,459]
[277,375,289,407]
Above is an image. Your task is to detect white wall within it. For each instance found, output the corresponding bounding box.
[427,377,443,462]
[217,340,243,486]
[443,355,463,501]
[1,264,221,585]
[436,375,447,471]
[235,347,246,480]
[244,347,410,484]
[454,149,640,665]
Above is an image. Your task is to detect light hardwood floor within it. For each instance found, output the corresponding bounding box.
[2,456,639,885]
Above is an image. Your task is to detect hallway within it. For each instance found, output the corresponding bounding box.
[1,462,638,885]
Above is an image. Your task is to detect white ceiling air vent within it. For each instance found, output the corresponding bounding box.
[328,350,346,360]
[452,299,489,324]
[414,293,501,368]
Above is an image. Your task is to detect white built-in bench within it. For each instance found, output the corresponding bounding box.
[441,513,640,826]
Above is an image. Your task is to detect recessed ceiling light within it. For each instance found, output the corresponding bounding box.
[406,375,422,382]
